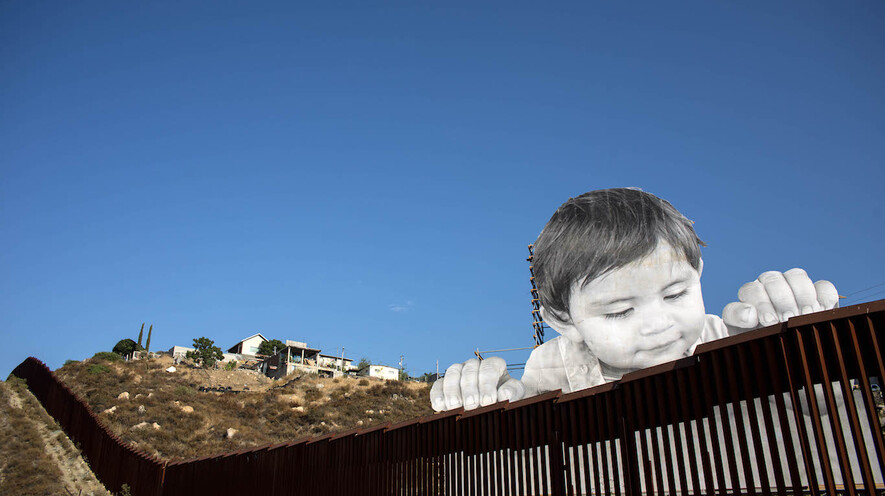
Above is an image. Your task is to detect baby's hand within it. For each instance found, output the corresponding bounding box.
[430,357,526,412]
[722,268,838,332]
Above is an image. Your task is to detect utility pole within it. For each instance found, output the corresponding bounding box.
[399,354,404,381]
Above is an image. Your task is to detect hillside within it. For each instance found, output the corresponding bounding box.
[53,354,434,461]
[0,377,110,496]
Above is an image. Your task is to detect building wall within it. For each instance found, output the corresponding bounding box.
[317,355,353,370]
[169,346,194,360]
[240,335,265,356]
[358,365,399,381]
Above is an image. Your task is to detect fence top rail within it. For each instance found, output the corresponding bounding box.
[788,298,885,327]
[458,401,507,419]
[504,388,561,410]
[355,421,391,436]
[386,416,423,431]
[555,378,618,404]
[330,426,363,440]
[697,321,788,353]
[305,432,336,444]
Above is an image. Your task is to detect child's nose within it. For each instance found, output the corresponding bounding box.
[638,309,674,335]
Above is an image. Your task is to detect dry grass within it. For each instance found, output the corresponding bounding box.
[0,378,65,495]
[0,377,110,496]
[55,355,433,461]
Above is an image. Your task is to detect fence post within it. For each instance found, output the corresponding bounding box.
[547,398,566,495]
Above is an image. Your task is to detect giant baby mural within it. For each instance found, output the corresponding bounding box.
[430,188,838,412]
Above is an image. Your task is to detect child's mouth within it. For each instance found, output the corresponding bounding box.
[644,336,683,355]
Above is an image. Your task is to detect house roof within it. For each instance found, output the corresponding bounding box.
[283,344,321,354]
[318,353,353,360]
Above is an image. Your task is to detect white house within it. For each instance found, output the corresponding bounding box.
[168,346,194,361]
[357,365,400,381]
[227,333,268,359]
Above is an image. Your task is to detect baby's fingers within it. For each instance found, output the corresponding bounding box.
[497,377,526,403]
[460,359,482,410]
[784,268,822,315]
[722,301,759,331]
[430,379,446,412]
[443,363,464,410]
[814,280,839,310]
[478,357,507,407]
[758,271,800,321]
[738,281,778,327]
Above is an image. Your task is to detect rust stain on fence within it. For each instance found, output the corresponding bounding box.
[12,299,885,495]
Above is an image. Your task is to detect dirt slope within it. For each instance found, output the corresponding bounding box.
[0,378,110,496]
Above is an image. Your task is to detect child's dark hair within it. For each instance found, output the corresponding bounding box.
[533,188,705,317]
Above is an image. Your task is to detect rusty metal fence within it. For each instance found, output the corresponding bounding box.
[12,300,885,495]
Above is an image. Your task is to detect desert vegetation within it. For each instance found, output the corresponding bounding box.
[53,354,433,461]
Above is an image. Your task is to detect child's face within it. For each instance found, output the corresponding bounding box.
[563,242,706,375]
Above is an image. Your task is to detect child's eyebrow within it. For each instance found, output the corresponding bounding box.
[661,278,689,291]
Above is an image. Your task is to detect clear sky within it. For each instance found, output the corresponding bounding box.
[2,2,883,379]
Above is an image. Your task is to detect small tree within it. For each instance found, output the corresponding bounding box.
[356,357,371,370]
[112,338,142,357]
[257,339,286,356]
[186,337,223,368]
[145,324,153,353]
[137,323,145,348]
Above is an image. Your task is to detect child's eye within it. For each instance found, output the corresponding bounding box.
[604,308,633,320]
[664,290,688,301]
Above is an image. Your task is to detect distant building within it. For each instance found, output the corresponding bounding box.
[357,365,400,381]
[227,333,268,359]
[168,346,193,362]
[261,342,329,380]
[317,353,354,371]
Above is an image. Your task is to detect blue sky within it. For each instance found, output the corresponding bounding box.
[2,2,883,379]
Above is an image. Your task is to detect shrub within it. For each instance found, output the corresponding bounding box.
[303,388,323,403]
[87,364,110,375]
[113,338,143,357]
[173,385,194,397]
[358,379,369,386]
[63,359,79,367]
[92,351,122,362]
[223,361,237,371]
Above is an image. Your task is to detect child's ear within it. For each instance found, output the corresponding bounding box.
[540,306,584,344]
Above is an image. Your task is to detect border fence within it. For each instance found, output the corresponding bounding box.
[11,300,885,495]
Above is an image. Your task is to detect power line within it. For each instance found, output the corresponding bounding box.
[842,281,885,298]
[843,288,885,305]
